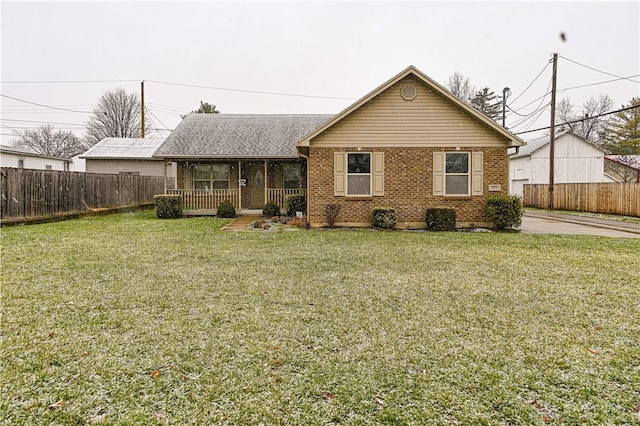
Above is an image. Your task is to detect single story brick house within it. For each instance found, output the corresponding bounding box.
[154,65,525,228]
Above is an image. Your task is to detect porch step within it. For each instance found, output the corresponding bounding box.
[220,215,261,231]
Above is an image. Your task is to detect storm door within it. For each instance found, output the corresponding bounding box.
[241,162,265,209]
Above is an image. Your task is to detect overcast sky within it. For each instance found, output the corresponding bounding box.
[1,1,639,147]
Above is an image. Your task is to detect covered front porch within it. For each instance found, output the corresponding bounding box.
[166,159,306,215]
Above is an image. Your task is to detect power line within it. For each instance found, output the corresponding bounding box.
[560,56,640,84]
[510,59,552,105]
[0,94,92,113]
[514,103,640,135]
[1,118,85,126]
[146,80,356,101]
[0,79,139,84]
[558,74,640,92]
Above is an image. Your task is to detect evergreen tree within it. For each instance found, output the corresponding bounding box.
[470,87,501,121]
[600,97,640,154]
[181,101,220,119]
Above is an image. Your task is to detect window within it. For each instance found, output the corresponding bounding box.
[433,151,483,196]
[347,153,371,196]
[45,165,52,170]
[445,152,469,195]
[212,164,230,189]
[282,163,301,189]
[17,158,24,168]
[193,163,230,190]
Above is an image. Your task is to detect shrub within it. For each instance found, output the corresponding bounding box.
[426,207,456,231]
[486,195,523,231]
[286,195,306,217]
[371,207,397,229]
[216,200,236,218]
[325,203,340,228]
[154,195,182,219]
[263,201,281,217]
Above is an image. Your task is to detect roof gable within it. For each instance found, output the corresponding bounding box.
[154,114,332,158]
[298,65,524,148]
[512,131,604,159]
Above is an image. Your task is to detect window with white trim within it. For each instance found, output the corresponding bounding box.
[193,163,230,190]
[445,152,470,195]
[347,153,371,196]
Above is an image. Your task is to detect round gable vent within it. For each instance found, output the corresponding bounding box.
[401,84,417,101]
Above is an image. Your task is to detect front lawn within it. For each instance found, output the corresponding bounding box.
[2,211,639,425]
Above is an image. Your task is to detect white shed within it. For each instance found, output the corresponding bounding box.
[80,138,176,188]
[0,144,72,171]
[509,131,616,197]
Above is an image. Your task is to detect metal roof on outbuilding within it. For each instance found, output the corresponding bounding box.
[153,114,333,159]
[80,138,166,159]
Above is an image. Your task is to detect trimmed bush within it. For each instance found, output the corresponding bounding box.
[154,195,182,219]
[325,203,340,228]
[486,195,523,231]
[216,200,236,218]
[286,195,306,217]
[426,207,456,231]
[263,201,281,217]
[371,207,397,229]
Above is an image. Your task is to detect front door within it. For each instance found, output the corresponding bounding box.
[241,162,265,209]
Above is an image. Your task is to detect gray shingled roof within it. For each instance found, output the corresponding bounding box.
[80,138,166,159]
[153,114,333,158]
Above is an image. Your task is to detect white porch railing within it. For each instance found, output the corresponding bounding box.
[167,189,240,212]
[267,189,306,210]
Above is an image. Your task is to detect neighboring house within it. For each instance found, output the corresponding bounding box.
[154,65,525,227]
[509,131,615,197]
[0,144,72,171]
[80,138,176,188]
[605,155,640,183]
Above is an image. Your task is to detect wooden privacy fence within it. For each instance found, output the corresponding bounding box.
[523,182,640,217]
[1,168,165,221]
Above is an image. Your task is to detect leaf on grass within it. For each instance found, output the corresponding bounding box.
[273,359,282,367]
[531,400,545,410]
[586,347,598,354]
[90,413,109,423]
[151,370,161,379]
[323,391,336,401]
[595,326,602,331]
[543,414,552,424]
[48,400,64,411]
[48,332,56,338]
[373,396,386,406]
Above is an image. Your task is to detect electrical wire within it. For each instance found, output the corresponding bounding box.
[0,94,92,113]
[0,118,85,126]
[509,59,552,105]
[0,79,139,84]
[146,80,356,101]
[514,103,640,135]
[560,56,640,84]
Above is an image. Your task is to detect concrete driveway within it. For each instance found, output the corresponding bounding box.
[520,211,640,238]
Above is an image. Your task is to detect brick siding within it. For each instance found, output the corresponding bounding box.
[308,147,509,227]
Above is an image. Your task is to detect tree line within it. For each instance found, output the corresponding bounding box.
[11,90,219,159]
[11,76,639,159]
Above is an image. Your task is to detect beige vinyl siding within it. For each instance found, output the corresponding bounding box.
[311,75,509,148]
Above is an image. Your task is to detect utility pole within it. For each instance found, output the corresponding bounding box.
[549,53,558,210]
[141,80,145,138]
[502,87,511,128]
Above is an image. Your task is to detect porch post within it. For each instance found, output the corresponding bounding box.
[238,160,242,210]
[163,160,168,194]
[264,160,268,205]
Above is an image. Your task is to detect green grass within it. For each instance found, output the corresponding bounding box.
[2,211,639,425]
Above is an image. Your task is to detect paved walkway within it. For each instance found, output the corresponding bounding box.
[521,210,640,238]
[220,215,261,231]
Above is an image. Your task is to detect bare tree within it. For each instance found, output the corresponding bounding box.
[84,88,151,146]
[13,125,86,158]
[446,72,476,103]
[556,94,614,144]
